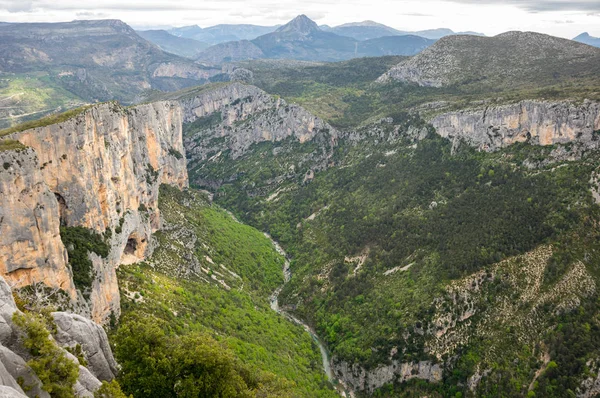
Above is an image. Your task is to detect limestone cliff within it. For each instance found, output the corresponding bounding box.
[430,99,600,151]
[2,101,188,322]
[179,83,336,187]
[332,359,442,393]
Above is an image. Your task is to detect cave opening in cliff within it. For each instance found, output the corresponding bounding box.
[124,236,138,256]
[54,193,68,226]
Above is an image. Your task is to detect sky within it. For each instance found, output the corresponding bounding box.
[0,0,599,39]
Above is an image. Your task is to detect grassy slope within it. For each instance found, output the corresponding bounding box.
[116,186,337,397]
[0,72,86,129]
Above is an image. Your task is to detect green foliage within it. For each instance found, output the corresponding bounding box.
[60,226,110,291]
[194,120,600,385]
[0,139,26,152]
[94,380,132,398]
[167,147,183,160]
[13,312,79,397]
[183,112,222,133]
[115,316,295,397]
[114,185,337,397]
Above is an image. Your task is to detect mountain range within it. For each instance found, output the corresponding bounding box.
[166,19,484,44]
[168,23,280,44]
[195,15,435,64]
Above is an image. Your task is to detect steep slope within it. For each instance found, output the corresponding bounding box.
[196,15,435,64]
[574,32,600,48]
[0,100,188,323]
[114,185,338,397]
[136,29,209,58]
[378,31,600,88]
[180,79,600,396]
[0,19,222,128]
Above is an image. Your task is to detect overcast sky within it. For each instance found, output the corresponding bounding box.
[0,0,599,38]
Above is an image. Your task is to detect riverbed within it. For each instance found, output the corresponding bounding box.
[265,233,353,397]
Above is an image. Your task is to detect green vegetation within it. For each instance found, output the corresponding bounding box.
[0,139,26,152]
[13,311,79,398]
[115,316,294,397]
[60,226,110,292]
[94,380,132,398]
[113,185,337,397]
[188,111,600,395]
[242,56,600,129]
[0,104,93,137]
[0,72,86,129]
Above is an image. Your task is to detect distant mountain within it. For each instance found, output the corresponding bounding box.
[168,24,279,44]
[573,32,600,48]
[356,35,434,57]
[0,19,223,127]
[196,15,435,64]
[379,31,600,88]
[324,21,484,41]
[329,20,406,40]
[137,29,209,58]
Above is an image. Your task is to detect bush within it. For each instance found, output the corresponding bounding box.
[94,380,131,398]
[60,226,110,291]
[13,312,79,398]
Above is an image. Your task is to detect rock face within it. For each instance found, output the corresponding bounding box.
[52,312,118,381]
[430,99,600,151]
[0,275,109,397]
[2,101,188,322]
[181,82,336,162]
[332,359,442,393]
[0,148,74,295]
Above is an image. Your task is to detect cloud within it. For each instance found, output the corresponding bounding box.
[0,0,34,12]
[447,0,600,13]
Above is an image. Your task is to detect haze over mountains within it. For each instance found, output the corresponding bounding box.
[195,15,435,63]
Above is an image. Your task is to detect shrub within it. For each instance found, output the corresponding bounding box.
[13,312,79,398]
[60,226,110,291]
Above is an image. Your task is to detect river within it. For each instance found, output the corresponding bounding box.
[265,233,353,397]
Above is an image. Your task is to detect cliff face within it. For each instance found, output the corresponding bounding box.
[430,99,600,151]
[2,101,188,322]
[0,148,74,295]
[181,83,336,187]
[332,359,442,393]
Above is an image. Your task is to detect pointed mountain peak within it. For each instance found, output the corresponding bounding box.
[276,15,320,34]
[574,32,592,40]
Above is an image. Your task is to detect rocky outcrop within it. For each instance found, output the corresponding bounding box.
[181,82,336,160]
[3,101,188,322]
[0,275,110,397]
[430,99,600,151]
[332,358,442,393]
[52,312,118,380]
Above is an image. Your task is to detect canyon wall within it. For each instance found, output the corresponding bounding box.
[1,101,188,322]
[180,82,337,160]
[430,99,600,151]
